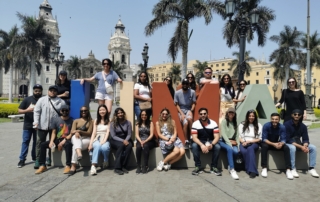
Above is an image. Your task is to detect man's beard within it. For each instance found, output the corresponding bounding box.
[33,93,42,98]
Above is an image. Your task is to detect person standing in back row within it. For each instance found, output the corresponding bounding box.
[17,84,43,168]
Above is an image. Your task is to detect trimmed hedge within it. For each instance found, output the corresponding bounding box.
[277,108,320,118]
[0,103,19,118]
[0,97,24,102]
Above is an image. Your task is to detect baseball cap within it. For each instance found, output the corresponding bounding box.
[181,79,189,84]
[227,107,236,113]
[291,109,302,115]
[59,70,67,75]
[33,84,43,90]
[48,85,58,91]
[61,104,69,110]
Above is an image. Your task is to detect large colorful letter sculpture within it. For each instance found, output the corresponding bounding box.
[70,80,90,119]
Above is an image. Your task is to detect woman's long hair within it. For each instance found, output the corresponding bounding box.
[186,73,196,91]
[138,71,151,90]
[55,76,70,86]
[136,109,151,128]
[242,110,259,137]
[235,80,247,100]
[219,74,235,98]
[225,110,237,132]
[158,108,174,134]
[96,105,109,125]
[79,106,92,122]
[111,107,127,128]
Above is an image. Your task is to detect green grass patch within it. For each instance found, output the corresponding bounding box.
[309,123,320,129]
[0,118,11,123]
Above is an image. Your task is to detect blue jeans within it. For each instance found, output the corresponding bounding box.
[92,141,111,164]
[134,103,141,121]
[191,140,221,168]
[286,143,317,169]
[19,129,37,161]
[219,140,238,170]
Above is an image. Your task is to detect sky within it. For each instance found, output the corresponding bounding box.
[1,0,320,67]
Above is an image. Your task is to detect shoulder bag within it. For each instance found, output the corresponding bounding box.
[77,121,88,131]
[280,90,286,120]
[138,85,152,110]
[102,71,114,94]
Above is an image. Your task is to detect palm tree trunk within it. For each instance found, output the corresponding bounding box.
[181,23,189,80]
[8,64,13,103]
[284,66,289,89]
[28,57,36,96]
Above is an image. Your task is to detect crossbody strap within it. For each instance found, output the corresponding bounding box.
[49,98,60,116]
[118,121,127,136]
[199,120,210,140]
[283,89,286,109]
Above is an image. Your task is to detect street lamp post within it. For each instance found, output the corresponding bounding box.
[225,0,259,84]
[272,83,278,104]
[141,43,149,72]
[50,45,65,82]
[312,78,319,108]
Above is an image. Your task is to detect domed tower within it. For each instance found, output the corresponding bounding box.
[39,0,60,42]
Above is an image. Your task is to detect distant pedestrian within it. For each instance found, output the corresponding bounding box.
[17,84,43,168]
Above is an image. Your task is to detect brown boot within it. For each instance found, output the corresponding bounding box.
[63,166,71,174]
[35,166,47,174]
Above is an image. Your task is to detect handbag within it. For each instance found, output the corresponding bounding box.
[139,101,152,110]
[164,143,174,151]
[229,139,238,146]
[77,121,88,131]
[235,153,243,164]
[101,71,114,94]
[280,89,286,120]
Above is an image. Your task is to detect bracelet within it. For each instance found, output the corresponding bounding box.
[167,138,171,141]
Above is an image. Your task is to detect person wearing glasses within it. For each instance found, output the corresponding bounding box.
[191,108,221,176]
[238,110,262,178]
[33,85,66,169]
[156,108,185,171]
[174,79,196,149]
[233,80,247,108]
[80,58,122,114]
[219,107,240,180]
[68,106,93,175]
[219,74,235,124]
[284,109,319,178]
[56,70,71,106]
[134,72,152,120]
[88,105,111,175]
[164,76,175,99]
[176,73,200,98]
[199,67,219,89]
[261,113,293,179]
[275,77,306,122]
[35,105,73,174]
[110,108,133,175]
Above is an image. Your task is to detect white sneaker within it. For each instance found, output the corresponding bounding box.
[164,163,171,171]
[309,169,320,178]
[291,169,299,178]
[230,169,239,180]
[286,170,293,180]
[90,165,97,175]
[157,161,164,171]
[261,168,268,178]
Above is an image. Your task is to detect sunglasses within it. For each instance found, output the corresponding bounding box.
[239,83,246,86]
[293,113,301,116]
[162,113,168,116]
[81,110,88,113]
[248,109,255,113]
[140,76,146,78]
[61,109,69,112]
[103,63,108,66]
[288,81,295,84]
[187,77,193,79]
[204,72,212,74]
[199,113,207,115]
[223,77,230,80]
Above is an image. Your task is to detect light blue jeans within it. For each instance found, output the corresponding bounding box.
[286,143,317,169]
[92,141,110,164]
[219,140,238,170]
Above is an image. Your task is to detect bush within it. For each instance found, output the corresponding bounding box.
[0,103,19,118]
[277,108,320,118]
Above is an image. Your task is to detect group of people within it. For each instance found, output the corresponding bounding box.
[16,58,318,180]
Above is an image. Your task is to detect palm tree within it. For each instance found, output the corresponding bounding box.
[65,55,82,79]
[112,61,127,79]
[15,12,54,95]
[169,65,181,85]
[222,0,275,48]
[299,31,320,69]
[0,25,19,103]
[269,25,303,88]
[229,51,256,78]
[271,62,295,83]
[193,60,208,84]
[145,0,224,80]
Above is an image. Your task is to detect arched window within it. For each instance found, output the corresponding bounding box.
[121,55,125,64]
[90,67,93,74]
[45,78,49,83]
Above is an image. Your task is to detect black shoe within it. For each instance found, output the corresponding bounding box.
[17,160,25,168]
[122,168,129,174]
[142,166,149,174]
[68,170,77,176]
[192,167,203,175]
[136,166,141,174]
[114,169,124,175]
[250,172,256,179]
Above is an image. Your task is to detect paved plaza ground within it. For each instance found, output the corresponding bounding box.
[1,102,320,202]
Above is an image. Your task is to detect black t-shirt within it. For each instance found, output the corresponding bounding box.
[19,96,38,130]
[57,81,71,101]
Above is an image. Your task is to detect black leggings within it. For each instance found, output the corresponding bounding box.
[136,140,156,167]
[110,139,133,169]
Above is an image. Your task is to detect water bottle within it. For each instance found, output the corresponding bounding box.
[89,150,93,162]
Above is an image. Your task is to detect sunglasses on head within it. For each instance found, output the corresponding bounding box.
[248,109,255,113]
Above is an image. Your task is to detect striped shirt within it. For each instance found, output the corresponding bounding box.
[191,119,219,141]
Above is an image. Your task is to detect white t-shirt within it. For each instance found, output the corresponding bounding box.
[238,123,262,141]
[220,87,234,102]
[134,83,151,104]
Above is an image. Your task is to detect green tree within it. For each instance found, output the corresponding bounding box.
[193,60,208,84]
[269,25,303,88]
[145,0,224,79]
[15,12,54,95]
[112,61,127,79]
[0,25,19,102]
[271,62,295,83]
[169,65,181,85]
[65,55,82,79]
[222,0,275,48]
[229,51,256,78]
[299,31,320,69]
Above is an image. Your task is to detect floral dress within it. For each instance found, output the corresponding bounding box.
[159,123,183,154]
